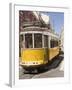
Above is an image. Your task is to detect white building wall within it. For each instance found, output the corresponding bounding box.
[60,27,64,52]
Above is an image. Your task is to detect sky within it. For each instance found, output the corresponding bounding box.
[42,12,64,34]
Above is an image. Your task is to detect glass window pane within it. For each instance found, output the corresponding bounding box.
[20,35,23,42]
[19,35,24,48]
[19,35,24,56]
[50,39,54,48]
[55,40,58,47]
[25,34,33,48]
[44,35,48,48]
[50,38,58,48]
[34,34,42,48]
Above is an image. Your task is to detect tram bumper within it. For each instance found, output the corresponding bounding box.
[20,61,48,70]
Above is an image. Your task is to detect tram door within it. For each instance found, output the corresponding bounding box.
[44,35,49,62]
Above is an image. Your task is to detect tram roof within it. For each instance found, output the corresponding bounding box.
[21,26,50,31]
[20,26,59,38]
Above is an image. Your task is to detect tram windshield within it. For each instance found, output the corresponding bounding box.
[21,33,48,49]
[25,34,33,48]
[34,34,42,48]
[44,35,48,48]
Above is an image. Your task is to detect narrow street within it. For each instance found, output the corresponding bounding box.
[19,53,64,79]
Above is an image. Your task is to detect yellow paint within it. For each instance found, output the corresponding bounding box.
[49,47,59,61]
[20,47,59,66]
[21,48,48,65]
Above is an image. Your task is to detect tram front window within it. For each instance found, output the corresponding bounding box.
[25,34,33,48]
[34,34,42,48]
[20,35,23,48]
[44,35,48,48]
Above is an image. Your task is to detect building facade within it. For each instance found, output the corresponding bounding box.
[60,26,64,52]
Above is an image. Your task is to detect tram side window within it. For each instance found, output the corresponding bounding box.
[50,39,54,48]
[55,40,58,47]
[50,39,58,48]
[34,34,42,48]
[44,35,48,48]
[25,34,33,48]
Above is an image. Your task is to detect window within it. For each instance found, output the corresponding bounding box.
[19,35,24,56]
[20,35,23,42]
[55,40,58,47]
[19,35,23,48]
[25,34,33,48]
[44,35,48,48]
[50,39,54,48]
[50,38,58,48]
[34,34,42,48]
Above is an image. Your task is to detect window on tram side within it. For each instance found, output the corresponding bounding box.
[50,39,54,48]
[55,40,58,47]
[34,34,42,48]
[25,34,33,48]
[44,35,48,48]
[50,39,58,48]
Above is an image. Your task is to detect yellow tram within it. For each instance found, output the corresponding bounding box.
[20,26,59,71]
